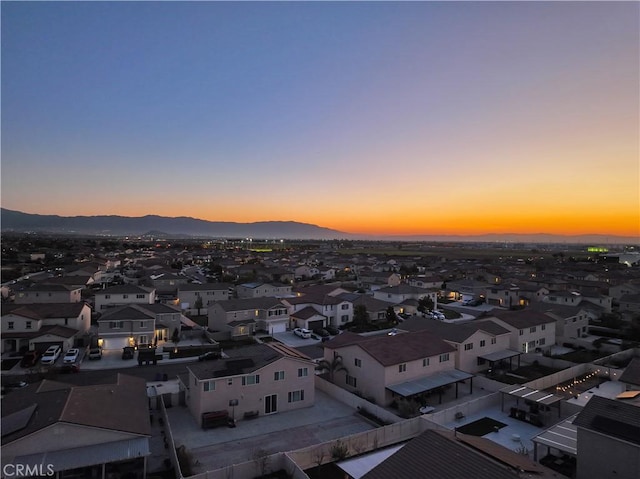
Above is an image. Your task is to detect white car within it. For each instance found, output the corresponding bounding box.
[40,346,62,365]
[63,348,80,364]
[293,328,312,339]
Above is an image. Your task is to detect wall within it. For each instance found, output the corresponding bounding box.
[158,395,182,479]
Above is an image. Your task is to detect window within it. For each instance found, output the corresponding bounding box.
[399,363,407,373]
[341,304,349,310]
[242,374,260,386]
[105,294,111,299]
[464,343,473,351]
[288,390,305,403]
[140,321,146,328]
[7,321,14,330]
[341,315,349,322]
[539,338,546,346]
[123,294,129,299]
[355,358,362,368]
[439,353,449,363]
[530,326,537,333]
[541,324,546,330]
[274,371,285,381]
[110,321,124,329]
[25,321,32,330]
[346,375,357,387]
[423,358,429,367]
[491,338,496,345]
[298,368,308,377]
[203,380,215,392]
[480,340,486,347]
[228,378,233,386]
[136,294,145,299]
[519,329,524,336]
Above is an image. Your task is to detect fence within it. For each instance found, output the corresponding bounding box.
[158,394,183,479]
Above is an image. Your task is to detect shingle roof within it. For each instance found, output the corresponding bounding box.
[214,297,287,312]
[399,317,509,342]
[573,396,640,445]
[98,305,156,321]
[2,303,88,320]
[96,284,154,295]
[178,282,232,292]
[487,310,555,329]
[324,330,455,366]
[291,306,325,320]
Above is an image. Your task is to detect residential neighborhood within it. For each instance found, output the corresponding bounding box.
[1,235,640,479]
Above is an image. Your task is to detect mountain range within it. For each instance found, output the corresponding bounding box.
[1,208,637,244]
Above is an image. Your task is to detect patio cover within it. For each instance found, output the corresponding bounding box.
[478,349,521,362]
[500,385,564,406]
[532,417,578,459]
[387,369,474,397]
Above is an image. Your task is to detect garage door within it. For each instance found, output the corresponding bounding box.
[269,322,287,334]
[308,320,325,331]
[32,341,63,353]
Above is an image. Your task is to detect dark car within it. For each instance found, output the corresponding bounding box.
[58,363,80,374]
[325,325,340,335]
[20,350,41,368]
[199,351,221,361]
[313,328,330,338]
[122,346,135,360]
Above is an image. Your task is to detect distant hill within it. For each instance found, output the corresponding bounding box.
[0,209,348,240]
[1,208,637,244]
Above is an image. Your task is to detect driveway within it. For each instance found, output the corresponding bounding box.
[166,389,376,473]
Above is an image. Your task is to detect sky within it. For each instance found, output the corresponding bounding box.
[2,1,639,238]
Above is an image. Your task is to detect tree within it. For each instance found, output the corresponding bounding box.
[171,328,181,351]
[353,305,369,326]
[316,355,348,383]
[194,295,203,316]
[417,296,434,315]
[385,306,398,324]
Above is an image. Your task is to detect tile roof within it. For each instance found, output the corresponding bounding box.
[98,304,156,321]
[323,330,456,366]
[214,297,287,312]
[178,282,233,292]
[398,317,510,342]
[619,356,640,388]
[2,302,89,320]
[573,395,640,445]
[486,310,555,329]
[96,284,154,295]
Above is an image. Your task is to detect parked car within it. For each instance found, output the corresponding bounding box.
[313,328,330,338]
[20,350,41,368]
[293,328,311,339]
[325,325,340,335]
[88,346,102,360]
[40,346,62,365]
[122,346,135,360]
[58,363,80,374]
[198,351,221,361]
[63,348,80,364]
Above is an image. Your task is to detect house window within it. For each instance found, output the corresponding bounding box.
[242,375,260,386]
[140,321,146,328]
[491,338,496,344]
[539,338,546,346]
[123,294,129,299]
[341,304,349,310]
[346,375,357,388]
[398,363,407,373]
[519,329,524,336]
[194,377,197,386]
[530,326,537,333]
[480,340,486,347]
[439,353,449,363]
[203,380,215,392]
[541,324,546,330]
[355,358,362,368]
[341,315,349,322]
[298,368,308,377]
[65,318,69,326]
[274,371,285,381]
[110,321,124,329]
[26,321,32,330]
[228,378,233,386]
[8,322,14,330]
[464,343,473,351]
[423,358,429,367]
[136,294,145,299]
[288,390,305,403]
[105,294,111,299]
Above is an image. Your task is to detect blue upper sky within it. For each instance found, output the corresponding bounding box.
[2,1,638,236]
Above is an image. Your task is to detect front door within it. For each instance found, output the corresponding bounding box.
[264,394,277,414]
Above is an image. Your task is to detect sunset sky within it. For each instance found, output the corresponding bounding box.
[2,1,638,237]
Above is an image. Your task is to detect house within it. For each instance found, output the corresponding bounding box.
[350,294,395,323]
[1,374,151,478]
[236,282,292,299]
[148,270,188,294]
[290,306,328,331]
[177,283,231,315]
[480,310,556,354]
[407,275,443,289]
[573,396,640,479]
[398,317,513,373]
[208,297,289,337]
[529,303,590,341]
[97,303,181,350]
[444,279,490,302]
[294,265,320,280]
[322,330,459,406]
[358,271,402,287]
[94,284,156,312]
[13,284,82,304]
[181,343,316,427]
[283,293,353,329]
[373,285,437,309]
[1,302,92,354]
[618,294,640,314]
[485,284,527,308]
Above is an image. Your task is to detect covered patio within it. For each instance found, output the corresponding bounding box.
[478,349,522,371]
[500,385,564,427]
[387,369,474,405]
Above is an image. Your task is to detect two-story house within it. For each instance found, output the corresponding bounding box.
[1,302,91,354]
[480,310,556,354]
[350,294,396,323]
[485,284,527,308]
[177,283,231,315]
[181,343,316,426]
[13,284,82,304]
[94,285,156,312]
[398,317,514,373]
[282,293,353,329]
[529,303,590,341]
[236,282,292,299]
[208,297,289,337]
[322,330,459,406]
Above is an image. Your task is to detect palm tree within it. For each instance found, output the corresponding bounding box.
[316,355,349,383]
